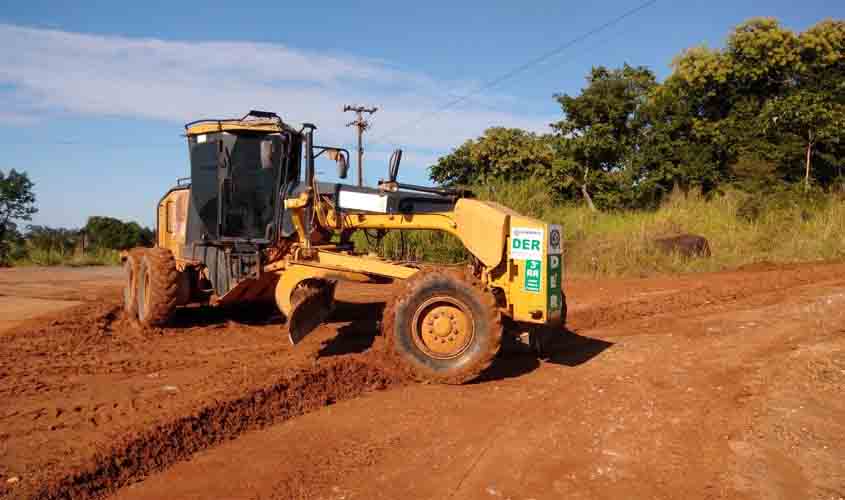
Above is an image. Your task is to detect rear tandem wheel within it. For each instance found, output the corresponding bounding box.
[122,249,144,319]
[136,248,180,327]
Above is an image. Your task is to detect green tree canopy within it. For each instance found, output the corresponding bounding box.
[84,216,154,250]
[0,169,37,264]
[668,17,845,189]
[429,127,555,186]
[429,17,845,209]
[552,64,657,210]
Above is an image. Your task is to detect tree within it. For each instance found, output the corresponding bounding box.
[667,18,845,192]
[0,169,37,264]
[762,91,845,190]
[553,65,657,210]
[430,127,555,186]
[623,69,738,206]
[798,20,845,186]
[83,216,153,250]
[756,19,845,190]
[428,17,845,208]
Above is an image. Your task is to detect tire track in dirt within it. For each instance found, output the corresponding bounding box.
[567,262,845,332]
[96,265,845,500]
[31,355,402,500]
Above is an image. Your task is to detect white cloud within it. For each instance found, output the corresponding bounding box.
[0,24,555,161]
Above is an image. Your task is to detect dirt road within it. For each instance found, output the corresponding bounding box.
[1,264,843,500]
[0,267,121,332]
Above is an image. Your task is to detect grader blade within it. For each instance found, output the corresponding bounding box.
[288,282,337,345]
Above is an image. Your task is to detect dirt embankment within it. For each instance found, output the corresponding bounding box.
[0,267,406,499]
[1,263,844,500]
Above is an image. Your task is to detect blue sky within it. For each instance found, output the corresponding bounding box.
[1,0,843,228]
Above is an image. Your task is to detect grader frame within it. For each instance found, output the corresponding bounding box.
[124,110,565,383]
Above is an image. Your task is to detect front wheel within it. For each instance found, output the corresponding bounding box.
[381,269,502,384]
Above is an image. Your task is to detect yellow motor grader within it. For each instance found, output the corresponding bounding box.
[123,110,565,383]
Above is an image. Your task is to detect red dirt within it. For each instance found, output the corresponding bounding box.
[1,263,844,499]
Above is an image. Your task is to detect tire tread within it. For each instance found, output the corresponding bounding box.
[138,248,179,327]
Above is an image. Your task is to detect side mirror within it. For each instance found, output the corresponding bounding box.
[337,154,349,179]
[327,149,350,179]
[388,149,402,182]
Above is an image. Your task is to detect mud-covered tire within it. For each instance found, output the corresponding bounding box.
[381,269,502,384]
[136,248,179,327]
[122,249,144,319]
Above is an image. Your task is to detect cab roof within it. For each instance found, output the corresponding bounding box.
[184,110,299,136]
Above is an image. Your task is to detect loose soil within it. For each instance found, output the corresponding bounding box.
[1,263,844,500]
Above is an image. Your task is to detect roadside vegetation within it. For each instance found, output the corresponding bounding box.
[358,178,845,277]
[1,162,153,267]
[356,17,845,277]
[360,18,845,276]
[0,205,151,267]
[13,248,121,267]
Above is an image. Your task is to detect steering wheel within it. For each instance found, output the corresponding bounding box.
[388,149,402,182]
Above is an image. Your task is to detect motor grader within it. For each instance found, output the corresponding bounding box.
[123,110,565,383]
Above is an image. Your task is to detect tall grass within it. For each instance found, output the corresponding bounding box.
[12,247,121,267]
[555,187,845,277]
[354,178,845,278]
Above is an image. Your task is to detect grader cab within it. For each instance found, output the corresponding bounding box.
[123,110,566,383]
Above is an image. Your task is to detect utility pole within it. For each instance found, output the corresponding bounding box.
[343,105,378,186]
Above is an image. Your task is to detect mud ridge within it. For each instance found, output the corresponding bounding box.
[568,268,841,331]
[32,357,403,500]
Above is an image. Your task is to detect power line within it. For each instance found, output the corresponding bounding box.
[372,0,659,144]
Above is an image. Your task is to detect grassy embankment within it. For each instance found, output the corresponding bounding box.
[355,178,845,278]
[11,247,121,267]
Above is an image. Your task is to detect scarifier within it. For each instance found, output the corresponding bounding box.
[124,110,566,383]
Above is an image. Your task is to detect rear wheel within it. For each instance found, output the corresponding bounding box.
[136,248,179,327]
[122,249,143,319]
[381,269,502,384]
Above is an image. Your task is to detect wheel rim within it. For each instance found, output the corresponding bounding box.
[411,296,474,359]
